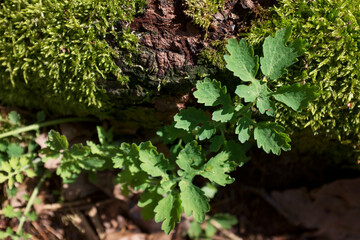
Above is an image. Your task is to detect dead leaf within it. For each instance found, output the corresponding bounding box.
[271,178,360,240]
[105,232,146,240]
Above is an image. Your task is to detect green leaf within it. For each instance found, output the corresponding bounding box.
[6,143,24,158]
[0,173,8,183]
[139,141,170,178]
[157,122,193,144]
[26,211,38,221]
[96,126,113,145]
[223,141,249,167]
[201,151,234,186]
[201,183,218,199]
[115,143,149,193]
[15,173,23,183]
[34,198,41,205]
[176,141,205,180]
[169,140,184,161]
[260,27,304,80]
[212,103,235,123]
[236,82,275,116]
[138,190,163,220]
[224,38,259,82]
[272,83,319,111]
[1,161,11,172]
[9,157,19,169]
[78,157,105,170]
[193,78,226,106]
[8,176,15,189]
[254,122,291,155]
[179,180,209,222]
[47,130,68,151]
[235,84,259,102]
[198,122,217,140]
[2,205,20,218]
[113,143,138,169]
[23,194,30,201]
[193,78,235,122]
[256,95,276,117]
[211,213,238,229]
[205,223,217,238]
[174,107,216,139]
[25,169,37,178]
[174,107,209,131]
[188,221,202,239]
[209,135,225,152]
[87,141,102,155]
[154,193,182,234]
[8,111,20,125]
[6,187,18,197]
[0,230,10,238]
[5,227,13,235]
[0,141,8,152]
[235,117,252,143]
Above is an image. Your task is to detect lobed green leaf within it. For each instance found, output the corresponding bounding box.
[200,151,234,186]
[193,78,235,122]
[235,117,252,143]
[174,107,209,131]
[224,38,259,82]
[138,189,163,220]
[154,193,182,234]
[260,27,304,80]
[272,83,319,111]
[179,180,209,223]
[139,141,171,178]
[253,122,291,155]
[47,130,69,151]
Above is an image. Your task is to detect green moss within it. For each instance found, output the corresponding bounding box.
[246,0,360,145]
[0,0,146,115]
[198,40,228,69]
[183,0,225,31]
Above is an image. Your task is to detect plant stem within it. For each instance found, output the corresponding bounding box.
[16,171,51,235]
[0,117,98,139]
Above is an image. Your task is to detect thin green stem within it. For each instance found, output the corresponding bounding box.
[0,117,98,139]
[16,171,51,235]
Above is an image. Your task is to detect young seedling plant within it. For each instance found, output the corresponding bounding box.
[0,27,318,236]
[40,27,318,234]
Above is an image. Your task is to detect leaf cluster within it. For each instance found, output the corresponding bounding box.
[0,226,32,240]
[169,28,317,155]
[247,0,360,145]
[40,28,317,235]
[0,201,39,239]
[41,127,115,181]
[0,140,37,189]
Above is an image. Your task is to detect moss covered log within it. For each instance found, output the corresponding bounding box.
[0,0,146,115]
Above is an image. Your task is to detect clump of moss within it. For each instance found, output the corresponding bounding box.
[246,0,360,145]
[183,0,226,31]
[0,0,146,115]
[198,40,228,69]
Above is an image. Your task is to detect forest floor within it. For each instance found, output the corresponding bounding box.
[1,0,360,240]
